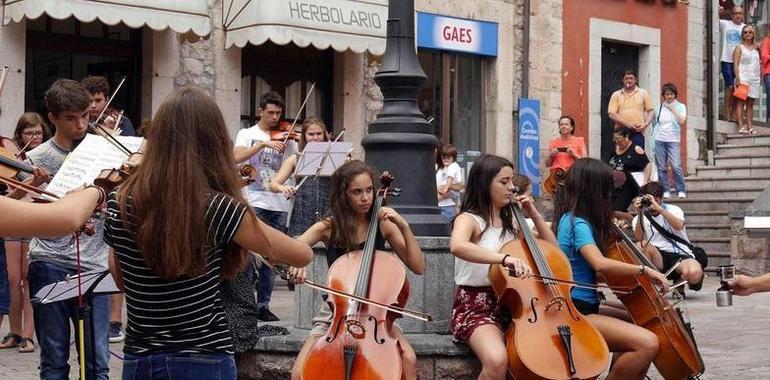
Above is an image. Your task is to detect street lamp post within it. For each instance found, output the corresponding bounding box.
[362,0,448,236]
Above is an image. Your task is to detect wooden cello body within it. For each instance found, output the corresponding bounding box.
[301,173,406,380]
[489,203,609,380]
[604,226,705,380]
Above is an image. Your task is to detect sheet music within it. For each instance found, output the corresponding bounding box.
[45,134,143,197]
[34,270,121,304]
[296,142,353,176]
[630,171,646,188]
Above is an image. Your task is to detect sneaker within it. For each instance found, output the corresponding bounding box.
[109,322,125,343]
[678,192,687,198]
[663,191,671,199]
[257,308,280,322]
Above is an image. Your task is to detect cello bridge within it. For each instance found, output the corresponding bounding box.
[345,319,366,339]
[545,297,567,312]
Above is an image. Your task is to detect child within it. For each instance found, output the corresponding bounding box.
[435,144,464,222]
[449,154,551,379]
[288,160,424,380]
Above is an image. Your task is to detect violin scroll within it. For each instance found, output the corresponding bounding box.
[93,152,143,192]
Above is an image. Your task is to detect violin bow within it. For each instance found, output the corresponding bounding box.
[88,77,132,156]
[0,175,59,202]
[282,82,316,145]
[252,252,433,322]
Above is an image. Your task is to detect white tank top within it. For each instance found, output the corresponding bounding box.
[454,213,517,287]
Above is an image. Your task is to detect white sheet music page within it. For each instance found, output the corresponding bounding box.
[45,134,143,197]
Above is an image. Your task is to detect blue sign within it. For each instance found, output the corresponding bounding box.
[518,99,541,197]
[417,12,498,57]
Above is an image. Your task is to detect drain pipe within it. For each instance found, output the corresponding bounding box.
[522,0,531,98]
[706,0,716,165]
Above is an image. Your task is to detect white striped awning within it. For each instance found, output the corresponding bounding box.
[2,0,211,36]
[223,0,387,54]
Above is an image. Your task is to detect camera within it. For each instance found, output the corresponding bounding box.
[557,147,568,152]
[640,197,652,208]
[715,264,735,307]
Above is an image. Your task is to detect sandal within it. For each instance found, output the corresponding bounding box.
[0,333,21,349]
[18,338,35,353]
[738,128,749,135]
[748,128,758,135]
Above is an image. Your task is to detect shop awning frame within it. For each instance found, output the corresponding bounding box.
[222,0,387,54]
[2,0,211,36]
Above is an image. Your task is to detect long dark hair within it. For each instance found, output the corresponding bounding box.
[552,158,616,253]
[328,160,376,250]
[459,154,516,238]
[118,87,253,280]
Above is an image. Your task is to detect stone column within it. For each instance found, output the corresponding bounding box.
[0,19,25,138]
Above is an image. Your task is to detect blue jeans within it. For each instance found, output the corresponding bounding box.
[122,352,236,380]
[251,207,287,309]
[764,74,770,121]
[28,261,110,380]
[631,132,645,148]
[440,206,457,223]
[0,239,9,315]
[654,140,686,193]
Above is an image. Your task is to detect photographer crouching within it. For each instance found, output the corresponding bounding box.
[632,182,706,291]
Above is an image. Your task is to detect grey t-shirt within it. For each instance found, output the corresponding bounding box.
[26,140,108,271]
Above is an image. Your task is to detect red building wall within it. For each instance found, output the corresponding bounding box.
[562,0,689,159]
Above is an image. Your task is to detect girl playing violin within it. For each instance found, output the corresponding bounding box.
[449,154,551,380]
[10,112,51,160]
[269,117,330,237]
[287,160,424,380]
[553,158,669,380]
[102,87,312,379]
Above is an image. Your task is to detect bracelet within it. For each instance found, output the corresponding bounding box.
[501,254,510,265]
[639,265,645,275]
[84,184,106,207]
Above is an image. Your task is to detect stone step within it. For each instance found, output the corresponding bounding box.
[694,164,770,177]
[705,251,732,270]
[684,187,764,199]
[666,197,754,212]
[685,176,770,191]
[724,133,770,146]
[714,155,770,166]
[687,224,732,238]
[716,143,770,157]
[684,211,731,225]
[690,237,731,253]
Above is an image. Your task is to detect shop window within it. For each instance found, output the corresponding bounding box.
[418,49,485,169]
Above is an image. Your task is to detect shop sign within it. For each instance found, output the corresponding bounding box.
[518,98,541,197]
[417,12,498,57]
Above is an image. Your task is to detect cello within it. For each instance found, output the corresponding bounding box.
[490,196,610,380]
[603,226,705,380]
[301,173,407,380]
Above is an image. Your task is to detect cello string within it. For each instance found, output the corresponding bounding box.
[527,274,632,295]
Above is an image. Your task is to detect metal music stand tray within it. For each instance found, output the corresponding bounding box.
[32,270,122,380]
[295,141,353,177]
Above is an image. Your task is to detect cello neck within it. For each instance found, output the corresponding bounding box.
[353,193,384,299]
[509,203,554,279]
[612,224,656,268]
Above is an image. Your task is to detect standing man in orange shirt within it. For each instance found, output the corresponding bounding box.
[607,70,654,148]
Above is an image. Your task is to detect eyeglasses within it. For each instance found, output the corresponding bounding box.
[743,31,754,34]
[22,131,43,137]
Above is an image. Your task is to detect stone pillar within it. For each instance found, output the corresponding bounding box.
[0,19,25,138]
[141,29,180,120]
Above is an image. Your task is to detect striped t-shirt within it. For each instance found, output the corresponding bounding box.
[103,191,247,354]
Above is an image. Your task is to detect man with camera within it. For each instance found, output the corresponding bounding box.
[632,181,705,290]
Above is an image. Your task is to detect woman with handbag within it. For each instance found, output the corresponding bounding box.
[733,24,761,135]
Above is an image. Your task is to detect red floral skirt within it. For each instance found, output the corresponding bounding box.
[449,285,510,342]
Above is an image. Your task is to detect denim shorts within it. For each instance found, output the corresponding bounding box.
[721,61,736,87]
[122,352,236,380]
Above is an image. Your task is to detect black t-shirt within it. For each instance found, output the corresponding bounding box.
[325,226,386,268]
[104,192,247,354]
[608,143,649,211]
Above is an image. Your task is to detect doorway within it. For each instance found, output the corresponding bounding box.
[600,41,639,162]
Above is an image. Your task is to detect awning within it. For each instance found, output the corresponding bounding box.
[2,0,211,36]
[223,0,387,54]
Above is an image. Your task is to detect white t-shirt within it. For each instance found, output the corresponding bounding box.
[436,162,463,207]
[655,102,687,143]
[632,204,693,257]
[234,125,297,211]
[720,20,745,63]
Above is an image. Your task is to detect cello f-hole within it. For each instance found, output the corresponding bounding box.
[527,297,539,323]
[369,316,386,344]
[326,317,346,343]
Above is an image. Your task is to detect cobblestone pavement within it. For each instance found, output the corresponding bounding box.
[1,277,768,379]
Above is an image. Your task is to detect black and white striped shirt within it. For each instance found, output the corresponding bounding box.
[103,192,247,354]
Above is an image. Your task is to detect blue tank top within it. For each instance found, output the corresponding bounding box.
[556,213,599,305]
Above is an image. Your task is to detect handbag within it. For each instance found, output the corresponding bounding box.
[733,83,749,101]
[643,211,708,269]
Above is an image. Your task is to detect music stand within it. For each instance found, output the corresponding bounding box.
[296,142,353,177]
[33,270,121,380]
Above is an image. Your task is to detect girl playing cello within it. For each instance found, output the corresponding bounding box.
[553,158,669,380]
[449,154,549,380]
[287,160,424,380]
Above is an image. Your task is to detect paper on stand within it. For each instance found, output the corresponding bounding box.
[45,134,143,197]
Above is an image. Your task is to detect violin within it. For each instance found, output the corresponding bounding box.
[270,120,301,142]
[603,226,705,379]
[93,152,144,192]
[301,172,407,380]
[0,136,36,179]
[490,199,609,380]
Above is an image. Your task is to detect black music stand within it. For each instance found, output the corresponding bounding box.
[32,270,121,380]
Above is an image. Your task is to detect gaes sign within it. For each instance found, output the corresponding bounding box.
[416,12,498,57]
